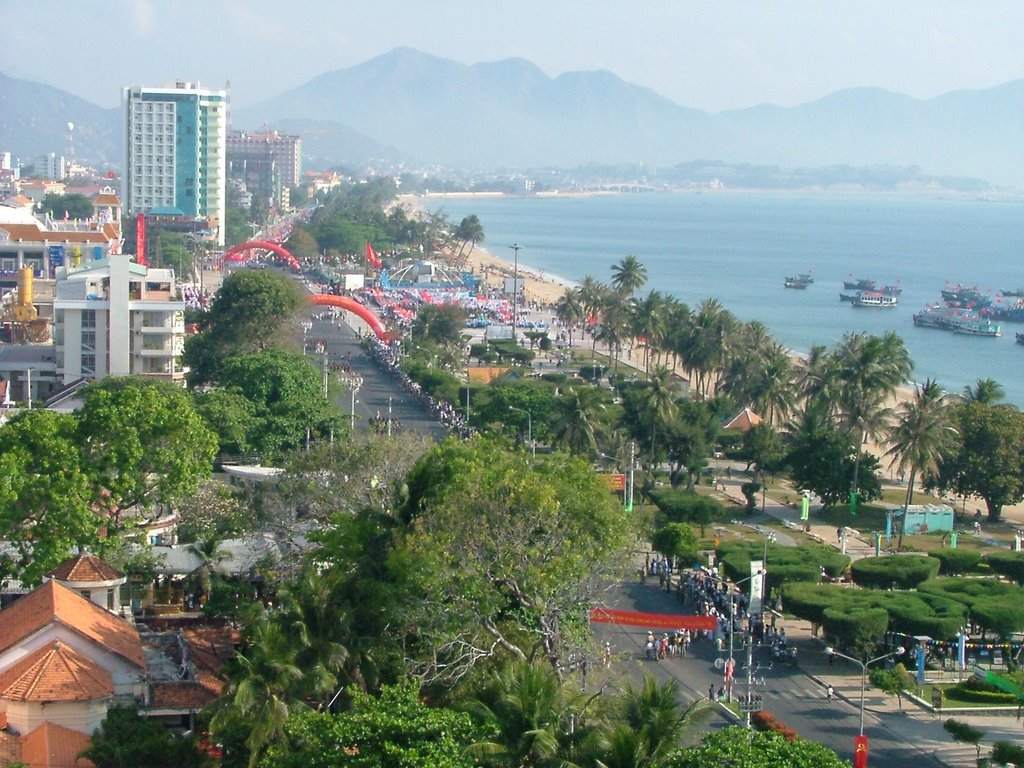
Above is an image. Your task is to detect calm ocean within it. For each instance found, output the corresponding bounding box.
[426,192,1024,406]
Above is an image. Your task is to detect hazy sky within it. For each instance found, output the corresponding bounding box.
[3,0,1022,112]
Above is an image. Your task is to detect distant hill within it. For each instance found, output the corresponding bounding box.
[0,72,120,167]
[2,50,1022,186]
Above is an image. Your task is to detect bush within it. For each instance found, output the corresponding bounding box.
[918,577,1022,609]
[578,364,606,382]
[649,489,726,531]
[928,549,983,575]
[992,741,1024,765]
[851,555,940,590]
[750,711,797,742]
[944,678,1017,705]
[971,595,1024,639]
[986,551,1024,585]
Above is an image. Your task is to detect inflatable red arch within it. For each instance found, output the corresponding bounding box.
[224,240,301,271]
[311,294,387,339]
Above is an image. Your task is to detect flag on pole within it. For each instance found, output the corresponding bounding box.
[365,241,382,269]
[853,735,869,768]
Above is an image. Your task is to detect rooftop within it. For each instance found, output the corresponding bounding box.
[0,641,113,702]
[47,553,124,585]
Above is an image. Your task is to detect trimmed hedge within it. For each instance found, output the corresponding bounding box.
[927,549,983,576]
[782,582,968,643]
[917,577,1022,610]
[850,555,940,590]
[649,490,727,527]
[945,678,1019,705]
[971,596,1024,639]
[986,551,1024,585]
[822,607,888,653]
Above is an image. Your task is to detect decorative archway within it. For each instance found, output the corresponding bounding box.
[224,240,301,271]
[311,294,388,339]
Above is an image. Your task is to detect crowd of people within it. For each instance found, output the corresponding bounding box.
[364,334,473,438]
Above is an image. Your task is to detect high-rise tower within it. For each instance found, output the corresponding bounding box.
[123,82,227,245]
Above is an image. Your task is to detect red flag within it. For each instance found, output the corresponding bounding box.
[136,213,147,266]
[365,241,382,269]
[853,735,869,768]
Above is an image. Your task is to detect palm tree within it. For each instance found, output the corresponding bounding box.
[756,342,797,427]
[188,536,226,604]
[641,366,678,458]
[631,291,668,375]
[577,276,610,355]
[831,332,913,504]
[210,620,306,767]
[465,661,591,768]
[961,378,1009,407]
[619,675,711,762]
[453,214,485,269]
[550,386,608,457]
[886,379,957,550]
[684,298,736,397]
[554,289,585,347]
[610,255,648,297]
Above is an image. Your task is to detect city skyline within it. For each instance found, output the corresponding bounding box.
[2,0,1022,113]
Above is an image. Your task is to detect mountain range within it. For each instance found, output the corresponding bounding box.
[2,48,1022,186]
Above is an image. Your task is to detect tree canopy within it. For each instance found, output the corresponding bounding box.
[659,726,849,768]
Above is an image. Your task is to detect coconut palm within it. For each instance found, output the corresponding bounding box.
[631,291,668,375]
[684,298,737,397]
[550,386,608,457]
[210,620,306,767]
[453,214,485,268]
[961,378,1009,407]
[641,366,679,457]
[886,379,957,550]
[610,254,648,297]
[554,289,585,347]
[831,332,913,502]
[577,276,610,355]
[756,342,797,427]
[619,675,711,761]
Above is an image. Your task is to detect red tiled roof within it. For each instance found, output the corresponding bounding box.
[0,223,109,244]
[92,194,119,206]
[0,581,144,669]
[0,641,113,702]
[19,722,94,768]
[149,681,219,711]
[723,407,763,432]
[48,554,123,583]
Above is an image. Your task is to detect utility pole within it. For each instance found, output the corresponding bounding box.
[508,243,522,344]
[625,441,636,512]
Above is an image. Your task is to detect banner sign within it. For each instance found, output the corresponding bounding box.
[600,473,626,491]
[853,735,869,768]
[800,495,809,521]
[136,212,147,266]
[749,559,764,615]
[589,608,716,631]
[48,244,65,267]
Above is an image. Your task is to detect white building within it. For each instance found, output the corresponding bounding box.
[53,254,185,384]
[123,82,227,245]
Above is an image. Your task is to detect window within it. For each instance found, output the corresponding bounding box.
[107,588,116,609]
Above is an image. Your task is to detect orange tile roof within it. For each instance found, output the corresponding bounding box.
[48,554,123,583]
[0,641,113,702]
[723,407,763,432]
[0,223,109,244]
[92,194,120,206]
[0,581,144,669]
[19,722,94,768]
[149,681,219,711]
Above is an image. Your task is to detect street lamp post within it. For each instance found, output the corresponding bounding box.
[726,570,763,706]
[824,646,905,736]
[508,405,534,457]
[508,243,522,344]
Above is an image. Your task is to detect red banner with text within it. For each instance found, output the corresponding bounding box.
[589,608,716,631]
[853,735,869,768]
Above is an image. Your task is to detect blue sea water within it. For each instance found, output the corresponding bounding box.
[426,191,1024,406]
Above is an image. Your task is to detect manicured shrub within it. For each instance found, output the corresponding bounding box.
[971,595,1024,639]
[928,549,982,576]
[851,554,940,590]
[917,577,1022,609]
[944,679,1018,705]
[649,489,727,528]
[822,607,888,654]
[992,741,1024,765]
[986,551,1024,585]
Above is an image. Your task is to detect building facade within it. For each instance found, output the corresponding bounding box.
[226,129,301,211]
[53,254,185,384]
[123,82,227,245]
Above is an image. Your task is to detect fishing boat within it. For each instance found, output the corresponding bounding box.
[1001,288,1024,298]
[954,317,1002,337]
[784,276,811,289]
[913,306,961,329]
[1017,332,1024,345]
[844,277,876,291]
[941,284,992,309]
[839,292,859,302]
[851,291,898,308]
[983,301,1024,322]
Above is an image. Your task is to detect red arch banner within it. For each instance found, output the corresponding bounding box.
[311,294,387,339]
[224,240,301,271]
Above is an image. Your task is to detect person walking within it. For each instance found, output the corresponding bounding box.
[826,684,834,702]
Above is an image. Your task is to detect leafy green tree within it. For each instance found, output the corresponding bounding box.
[738,422,785,484]
[260,683,483,768]
[934,401,1024,521]
[216,351,343,458]
[76,377,218,518]
[184,270,306,387]
[618,675,711,763]
[194,389,262,459]
[410,303,468,350]
[395,437,633,683]
[869,663,914,710]
[0,410,103,586]
[786,421,882,509]
[80,707,213,768]
[659,726,848,768]
[943,719,984,763]
[548,385,610,457]
[285,226,320,261]
[651,523,699,565]
[39,192,93,219]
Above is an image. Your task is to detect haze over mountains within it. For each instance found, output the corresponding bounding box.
[2,47,1022,186]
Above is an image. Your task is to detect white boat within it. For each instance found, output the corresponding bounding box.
[851,291,898,308]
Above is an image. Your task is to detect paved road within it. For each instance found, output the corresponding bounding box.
[594,570,968,767]
[303,311,449,442]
